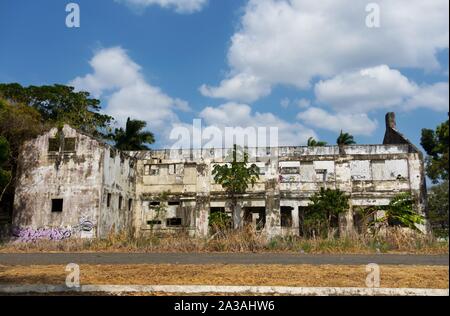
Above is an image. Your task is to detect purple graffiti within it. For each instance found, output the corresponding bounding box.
[12,227,72,242]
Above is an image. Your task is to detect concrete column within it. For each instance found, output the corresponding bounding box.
[291,204,300,236]
[264,179,281,237]
[195,194,210,237]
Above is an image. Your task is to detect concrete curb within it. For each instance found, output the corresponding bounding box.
[0,284,448,296]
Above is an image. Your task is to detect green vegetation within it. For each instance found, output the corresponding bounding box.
[336,130,356,145]
[376,193,425,230]
[0,83,113,139]
[428,181,449,238]
[212,145,260,225]
[421,116,449,183]
[111,117,155,151]
[307,137,327,147]
[302,188,349,238]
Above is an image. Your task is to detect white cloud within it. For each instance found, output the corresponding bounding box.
[404,82,449,112]
[201,0,449,102]
[199,102,317,146]
[70,47,189,133]
[297,107,378,136]
[115,0,208,13]
[199,73,271,103]
[315,65,449,113]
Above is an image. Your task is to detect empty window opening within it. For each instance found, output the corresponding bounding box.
[244,207,266,230]
[147,220,162,226]
[280,167,300,174]
[167,218,182,227]
[128,199,133,211]
[210,207,232,230]
[119,196,123,210]
[281,207,293,228]
[150,165,159,176]
[149,201,161,207]
[107,193,111,207]
[63,138,76,152]
[48,138,60,152]
[168,201,181,206]
[51,199,63,213]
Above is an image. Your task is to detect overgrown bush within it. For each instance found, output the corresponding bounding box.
[302,188,349,238]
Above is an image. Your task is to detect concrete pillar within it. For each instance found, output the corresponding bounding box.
[264,179,281,237]
[195,194,209,237]
[292,204,300,236]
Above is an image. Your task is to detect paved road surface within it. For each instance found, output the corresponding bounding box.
[0,253,448,265]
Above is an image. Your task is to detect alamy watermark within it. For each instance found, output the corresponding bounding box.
[65,3,80,28]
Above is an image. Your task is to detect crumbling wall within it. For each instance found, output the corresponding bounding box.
[13,125,103,239]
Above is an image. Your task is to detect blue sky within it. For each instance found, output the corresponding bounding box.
[0,0,448,149]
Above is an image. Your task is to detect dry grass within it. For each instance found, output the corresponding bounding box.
[0,264,448,289]
[0,227,448,254]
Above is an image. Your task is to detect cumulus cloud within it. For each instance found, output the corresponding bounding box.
[315,65,449,113]
[199,73,271,103]
[297,107,378,136]
[201,0,449,102]
[115,0,208,13]
[70,47,189,133]
[198,102,318,147]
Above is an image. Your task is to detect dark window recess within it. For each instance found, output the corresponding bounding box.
[107,193,111,207]
[168,201,180,206]
[63,138,76,152]
[281,207,293,228]
[147,220,162,225]
[119,196,123,210]
[48,138,60,152]
[51,199,63,213]
[166,218,182,227]
[280,167,300,174]
[150,201,161,207]
[128,199,133,211]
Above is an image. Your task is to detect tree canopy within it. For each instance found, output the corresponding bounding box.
[307,137,327,147]
[111,117,155,151]
[421,116,449,183]
[0,83,113,139]
[336,131,356,145]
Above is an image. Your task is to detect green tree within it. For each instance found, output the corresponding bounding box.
[377,193,425,231]
[212,145,260,227]
[427,181,449,238]
[0,83,113,138]
[420,117,449,183]
[111,117,155,151]
[302,188,349,238]
[307,137,327,147]
[0,98,44,209]
[336,130,356,145]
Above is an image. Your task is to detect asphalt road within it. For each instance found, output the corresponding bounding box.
[0,253,448,266]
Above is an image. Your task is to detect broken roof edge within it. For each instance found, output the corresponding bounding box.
[383,112,423,156]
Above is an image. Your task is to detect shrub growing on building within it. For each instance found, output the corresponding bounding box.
[302,188,349,238]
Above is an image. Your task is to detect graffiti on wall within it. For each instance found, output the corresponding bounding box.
[12,218,95,242]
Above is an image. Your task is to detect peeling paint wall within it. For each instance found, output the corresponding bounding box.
[13,113,428,238]
[13,125,135,239]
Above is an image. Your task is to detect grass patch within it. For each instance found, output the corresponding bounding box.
[0,264,448,289]
[0,227,448,254]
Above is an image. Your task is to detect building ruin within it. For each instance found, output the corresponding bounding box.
[12,112,428,239]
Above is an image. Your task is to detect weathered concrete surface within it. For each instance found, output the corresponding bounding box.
[13,112,428,238]
[0,253,447,266]
[0,284,447,296]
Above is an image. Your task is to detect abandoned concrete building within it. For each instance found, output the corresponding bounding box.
[12,112,427,239]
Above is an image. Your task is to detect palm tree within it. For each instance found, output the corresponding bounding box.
[307,137,327,147]
[112,117,155,151]
[336,130,356,146]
